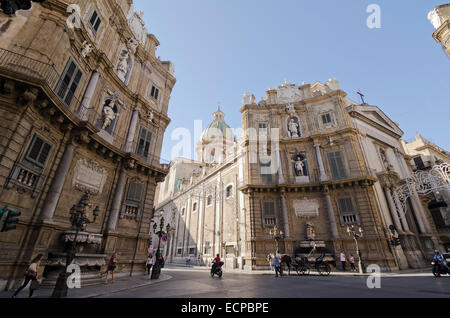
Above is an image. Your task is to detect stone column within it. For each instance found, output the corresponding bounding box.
[197,190,205,256]
[125,109,140,153]
[40,141,77,221]
[410,194,432,234]
[324,189,339,239]
[172,209,181,262]
[277,149,285,184]
[183,195,192,255]
[106,168,127,232]
[314,144,328,181]
[384,187,407,233]
[79,71,100,121]
[215,177,222,256]
[280,191,290,237]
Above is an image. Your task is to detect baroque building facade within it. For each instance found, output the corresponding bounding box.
[402,136,450,252]
[0,0,175,290]
[155,79,442,271]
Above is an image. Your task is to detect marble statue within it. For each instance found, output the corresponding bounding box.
[102,100,116,130]
[127,38,138,54]
[306,222,316,241]
[242,93,255,106]
[428,9,442,30]
[81,41,93,58]
[117,49,130,82]
[147,110,154,123]
[293,156,306,176]
[288,118,300,138]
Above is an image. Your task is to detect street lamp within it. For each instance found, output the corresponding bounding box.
[52,194,99,298]
[269,225,284,255]
[151,214,170,280]
[347,225,364,274]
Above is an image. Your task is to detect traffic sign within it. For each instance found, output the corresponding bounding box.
[162,235,168,242]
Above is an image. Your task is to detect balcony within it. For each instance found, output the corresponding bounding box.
[0,48,171,172]
[5,162,46,198]
[0,48,90,120]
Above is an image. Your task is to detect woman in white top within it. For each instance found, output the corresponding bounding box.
[146,255,154,276]
[12,254,43,298]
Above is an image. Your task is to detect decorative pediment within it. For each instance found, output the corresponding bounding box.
[350,105,404,137]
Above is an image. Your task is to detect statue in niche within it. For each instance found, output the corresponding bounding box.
[288,118,300,138]
[306,222,316,241]
[102,100,117,130]
[292,154,308,177]
[380,149,389,170]
[117,49,130,82]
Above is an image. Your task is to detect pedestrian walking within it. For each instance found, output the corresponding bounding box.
[340,251,347,272]
[159,254,165,268]
[267,254,274,271]
[146,254,154,276]
[274,254,282,277]
[105,253,117,284]
[186,256,191,267]
[12,254,43,298]
[349,254,357,272]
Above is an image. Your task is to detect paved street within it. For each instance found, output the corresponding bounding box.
[1,265,449,298]
[99,266,450,299]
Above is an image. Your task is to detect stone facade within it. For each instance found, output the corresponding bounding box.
[402,136,450,252]
[156,79,442,271]
[0,0,175,290]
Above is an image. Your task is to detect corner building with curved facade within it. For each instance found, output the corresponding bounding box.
[156,79,443,271]
[0,0,175,290]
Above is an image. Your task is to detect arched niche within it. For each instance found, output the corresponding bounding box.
[286,115,302,138]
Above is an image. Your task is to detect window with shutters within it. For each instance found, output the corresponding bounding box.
[338,197,358,225]
[150,85,159,100]
[258,123,268,136]
[327,151,348,180]
[136,127,152,159]
[121,182,143,220]
[56,58,83,107]
[322,113,332,125]
[89,10,102,33]
[24,134,52,172]
[263,202,276,227]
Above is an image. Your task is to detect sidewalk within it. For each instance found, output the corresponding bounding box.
[0,273,172,299]
[165,263,433,277]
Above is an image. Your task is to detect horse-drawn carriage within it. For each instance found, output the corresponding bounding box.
[280,246,336,277]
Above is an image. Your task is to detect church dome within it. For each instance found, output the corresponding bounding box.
[201,106,235,142]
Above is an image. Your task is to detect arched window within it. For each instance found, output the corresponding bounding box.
[193,202,198,212]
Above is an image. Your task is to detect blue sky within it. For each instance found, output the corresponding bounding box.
[134,0,449,161]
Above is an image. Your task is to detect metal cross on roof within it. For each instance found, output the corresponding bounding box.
[357,90,367,105]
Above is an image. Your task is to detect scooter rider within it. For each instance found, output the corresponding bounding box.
[433,250,449,272]
[212,254,222,274]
